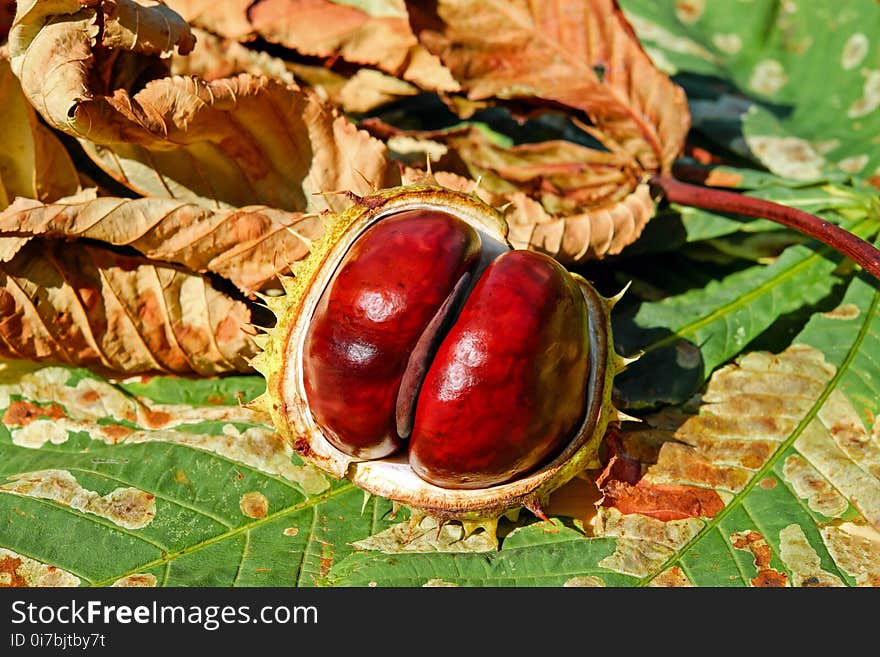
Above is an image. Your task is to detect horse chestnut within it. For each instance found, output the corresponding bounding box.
[409,250,590,488]
[251,183,623,531]
[302,210,481,460]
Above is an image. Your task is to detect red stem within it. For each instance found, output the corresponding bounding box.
[650,175,880,281]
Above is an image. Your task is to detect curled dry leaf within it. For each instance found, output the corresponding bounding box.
[379,122,657,261]
[0,238,256,376]
[402,166,653,261]
[504,184,655,261]
[0,58,79,209]
[9,0,396,211]
[164,0,459,93]
[0,194,325,295]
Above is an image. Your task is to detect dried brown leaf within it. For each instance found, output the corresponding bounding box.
[170,29,419,114]
[0,239,255,375]
[161,0,254,41]
[170,27,298,84]
[0,194,324,294]
[100,0,197,57]
[166,0,459,94]
[9,1,396,211]
[504,184,655,261]
[0,58,79,209]
[406,0,690,173]
[446,128,639,214]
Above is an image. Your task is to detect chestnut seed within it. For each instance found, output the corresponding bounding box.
[303,209,481,459]
[408,250,591,489]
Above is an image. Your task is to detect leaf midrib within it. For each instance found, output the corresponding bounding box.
[89,482,356,587]
[636,217,878,357]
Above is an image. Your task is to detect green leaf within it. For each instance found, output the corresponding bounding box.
[620,0,880,181]
[328,520,638,587]
[623,268,880,586]
[0,363,400,586]
[613,213,878,409]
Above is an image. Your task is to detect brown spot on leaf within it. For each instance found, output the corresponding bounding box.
[283,527,299,537]
[822,304,860,321]
[675,0,705,24]
[240,491,268,518]
[563,576,605,587]
[99,424,134,442]
[704,169,744,188]
[760,477,777,490]
[80,390,100,403]
[319,551,334,577]
[842,33,869,70]
[779,524,843,587]
[596,508,702,576]
[143,409,173,428]
[646,441,750,491]
[847,70,880,118]
[2,400,66,426]
[821,523,880,586]
[111,573,157,587]
[730,530,788,587]
[746,135,823,180]
[1,470,156,529]
[601,480,724,521]
[752,569,788,587]
[649,566,693,587]
[0,549,79,587]
[0,556,28,587]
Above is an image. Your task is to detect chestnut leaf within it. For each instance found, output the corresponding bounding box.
[620,0,880,182]
[0,361,402,586]
[0,194,325,296]
[0,238,256,375]
[163,0,459,93]
[8,0,396,211]
[405,0,691,174]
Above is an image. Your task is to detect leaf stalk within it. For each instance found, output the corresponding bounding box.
[649,175,880,280]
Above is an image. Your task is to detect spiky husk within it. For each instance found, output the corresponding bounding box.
[248,183,626,544]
